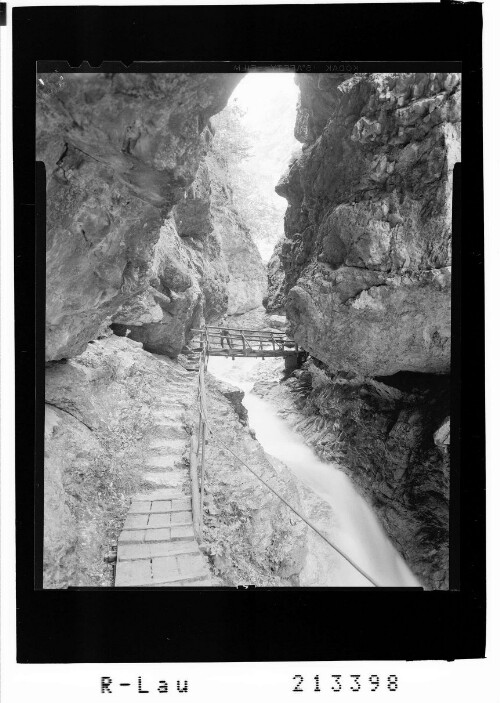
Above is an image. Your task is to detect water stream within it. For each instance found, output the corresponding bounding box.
[208,356,422,588]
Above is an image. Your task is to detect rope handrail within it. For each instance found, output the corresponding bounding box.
[190,337,381,588]
[204,418,380,588]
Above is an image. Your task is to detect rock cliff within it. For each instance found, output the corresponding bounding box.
[176,151,266,317]
[270,72,460,377]
[39,72,274,587]
[113,149,266,353]
[38,72,251,361]
[266,72,459,587]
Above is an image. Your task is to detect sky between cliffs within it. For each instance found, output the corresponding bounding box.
[212,72,300,262]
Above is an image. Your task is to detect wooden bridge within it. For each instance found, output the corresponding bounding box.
[190,325,300,359]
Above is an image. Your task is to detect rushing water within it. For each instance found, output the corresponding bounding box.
[208,356,422,588]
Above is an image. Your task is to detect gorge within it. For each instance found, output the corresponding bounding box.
[39,70,459,590]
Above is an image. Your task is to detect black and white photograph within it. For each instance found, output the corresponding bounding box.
[39,68,460,591]
[3,0,491,691]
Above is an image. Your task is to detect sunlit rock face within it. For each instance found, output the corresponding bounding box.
[272,72,460,376]
[116,149,267,355]
[38,72,242,360]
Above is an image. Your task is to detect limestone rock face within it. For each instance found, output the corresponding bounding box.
[176,152,266,317]
[271,72,460,376]
[116,149,267,354]
[112,209,227,356]
[38,72,242,360]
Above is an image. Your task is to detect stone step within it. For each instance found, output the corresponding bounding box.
[115,548,208,587]
[151,426,188,441]
[141,471,187,488]
[152,408,187,419]
[148,437,187,453]
[123,513,192,531]
[115,560,152,587]
[149,553,210,585]
[118,523,195,544]
[152,408,186,417]
[132,489,190,501]
[116,569,211,588]
[149,574,211,587]
[117,539,199,561]
[153,419,187,430]
[141,579,213,587]
[129,497,192,514]
[159,406,190,415]
[145,455,181,470]
[159,374,192,382]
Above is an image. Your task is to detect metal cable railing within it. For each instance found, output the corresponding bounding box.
[189,332,381,588]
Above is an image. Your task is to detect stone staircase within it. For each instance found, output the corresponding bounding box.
[115,490,211,586]
[114,356,212,587]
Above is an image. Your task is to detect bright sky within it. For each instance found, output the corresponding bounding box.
[216,72,301,262]
[229,71,299,133]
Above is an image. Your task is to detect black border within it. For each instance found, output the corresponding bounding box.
[14,4,484,662]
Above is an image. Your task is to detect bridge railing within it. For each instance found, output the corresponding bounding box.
[190,326,299,357]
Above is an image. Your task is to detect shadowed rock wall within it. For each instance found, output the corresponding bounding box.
[175,151,266,317]
[40,73,273,588]
[113,149,267,354]
[38,72,243,360]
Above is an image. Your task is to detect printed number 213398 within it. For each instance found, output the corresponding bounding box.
[292,674,399,693]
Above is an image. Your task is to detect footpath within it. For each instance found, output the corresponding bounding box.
[114,355,212,587]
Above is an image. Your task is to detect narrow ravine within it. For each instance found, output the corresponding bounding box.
[207,356,422,588]
[39,71,455,589]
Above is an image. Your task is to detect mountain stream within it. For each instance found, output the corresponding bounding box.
[207,356,422,588]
